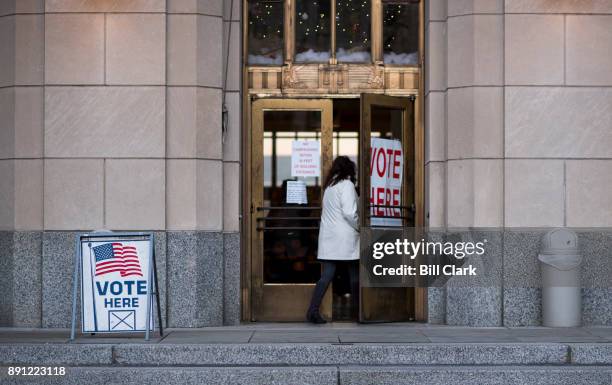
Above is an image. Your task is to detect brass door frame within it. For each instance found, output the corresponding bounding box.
[243,95,425,322]
[359,93,424,322]
[359,93,416,229]
[250,98,334,321]
[241,0,426,322]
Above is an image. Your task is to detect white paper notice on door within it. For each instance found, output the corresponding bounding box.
[291,140,320,177]
[286,180,308,204]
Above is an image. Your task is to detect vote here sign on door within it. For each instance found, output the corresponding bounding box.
[370,138,403,227]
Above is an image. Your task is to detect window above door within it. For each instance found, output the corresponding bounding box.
[247,0,420,66]
[245,0,422,96]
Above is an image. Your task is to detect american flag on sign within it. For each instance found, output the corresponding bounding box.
[92,243,143,277]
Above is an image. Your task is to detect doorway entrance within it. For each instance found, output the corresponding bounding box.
[249,95,421,322]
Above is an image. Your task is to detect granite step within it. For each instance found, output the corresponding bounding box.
[1,342,611,366]
[0,366,611,385]
[1,343,611,384]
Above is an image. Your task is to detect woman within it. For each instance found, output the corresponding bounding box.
[306,156,359,324]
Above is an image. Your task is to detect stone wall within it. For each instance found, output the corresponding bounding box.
[425,0,612,326]
[0,0,242,327]
[1,0,610,328]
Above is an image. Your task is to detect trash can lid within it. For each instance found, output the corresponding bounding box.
[537,253,582,270]
[538,228,582,270]
[540,228,579,254]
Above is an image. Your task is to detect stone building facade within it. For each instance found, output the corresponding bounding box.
[0,0,611,328]
[424,0,612,326]
[0,0,242,328]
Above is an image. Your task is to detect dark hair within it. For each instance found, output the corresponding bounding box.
[323,156,356,189]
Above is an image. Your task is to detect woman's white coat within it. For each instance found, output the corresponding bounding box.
[317,179,359,261]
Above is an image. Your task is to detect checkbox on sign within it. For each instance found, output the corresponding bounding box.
[108,310,136,331]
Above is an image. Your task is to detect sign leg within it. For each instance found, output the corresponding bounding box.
[145,235,154,341]
[152,245,163,336]
[70,237,81,341]
[88,243,98,332]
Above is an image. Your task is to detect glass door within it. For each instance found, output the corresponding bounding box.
[251,99,334,321]
[359,93,416,322]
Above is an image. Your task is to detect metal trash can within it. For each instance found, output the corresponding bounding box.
[537,228,582,327]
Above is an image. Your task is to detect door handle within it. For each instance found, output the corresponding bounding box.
[256,206,322,211]
[256,226,320,231]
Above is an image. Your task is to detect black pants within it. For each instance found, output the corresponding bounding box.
[307,260,359,315]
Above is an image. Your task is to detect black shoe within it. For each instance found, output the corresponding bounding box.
[307,311,327,324]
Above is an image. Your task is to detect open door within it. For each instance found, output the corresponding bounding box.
[251,98,333,321]
[359,93,417,322]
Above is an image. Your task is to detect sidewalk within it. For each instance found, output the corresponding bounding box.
[2,323,612,344]
[1,325,611,384]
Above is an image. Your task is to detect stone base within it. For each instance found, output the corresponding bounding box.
[1,230,611,327]
[427,287,446,324]
[439,230,612,326]
[223,232,241,325]
[0,231,42,327]
[583,288,612,325]
[446,286,502,326]
[503,287,541,327]
[1,231,239,328]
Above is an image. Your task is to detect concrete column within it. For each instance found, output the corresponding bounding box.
[503,1,612,326]
[166,0,226,327]
[39,0,168,327]
[222,0,242,326]
[426,0,505,326]
[0,1,44,327]
[424,0,447,324]
[425,0,447,232]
